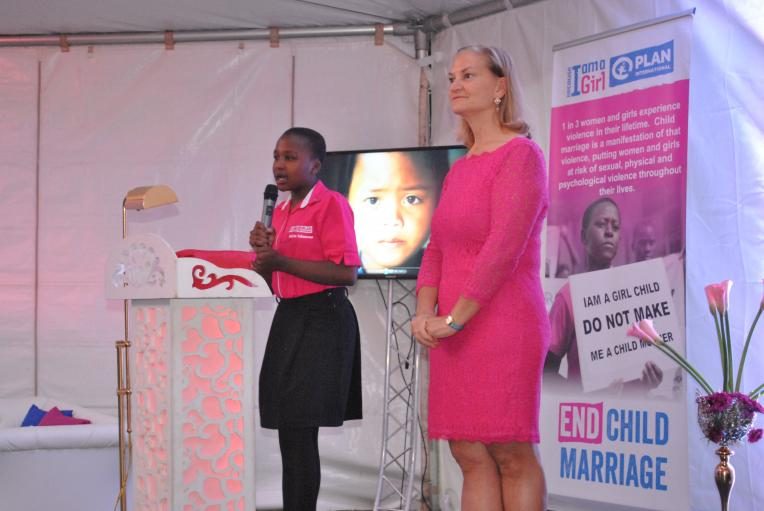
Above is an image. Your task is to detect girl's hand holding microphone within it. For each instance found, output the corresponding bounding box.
[249,221,274,249]
[250,222,277,274]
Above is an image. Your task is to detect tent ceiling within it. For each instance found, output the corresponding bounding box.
[0,0,541,36]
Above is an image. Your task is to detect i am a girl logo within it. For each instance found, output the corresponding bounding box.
[565,40,675,98]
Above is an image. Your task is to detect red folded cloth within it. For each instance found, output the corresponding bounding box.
[176,249,256,270]
[38,407,91,426]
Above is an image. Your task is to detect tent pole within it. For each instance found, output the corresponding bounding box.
[0,23,413,48]
[415,29,430,148]
[0,0,545,48]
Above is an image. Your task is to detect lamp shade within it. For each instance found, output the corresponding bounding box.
[123,185,178,211]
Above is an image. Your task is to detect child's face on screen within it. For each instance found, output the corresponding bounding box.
[349,152,438,269]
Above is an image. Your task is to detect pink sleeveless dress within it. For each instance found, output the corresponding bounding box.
[417,137,550,442]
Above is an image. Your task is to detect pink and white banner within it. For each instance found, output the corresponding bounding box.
[541,13,694,511]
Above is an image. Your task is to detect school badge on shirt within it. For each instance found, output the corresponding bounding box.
[288,225,314,239]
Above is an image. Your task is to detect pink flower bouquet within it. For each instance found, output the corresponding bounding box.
[627,279,764,445]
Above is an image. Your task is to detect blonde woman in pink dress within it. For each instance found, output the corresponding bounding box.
[412,45,549,510]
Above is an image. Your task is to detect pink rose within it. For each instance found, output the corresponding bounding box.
[748,428,763,443]
[704,284,719,313]
[705,280,733,314]
[637,319,662,343]
[733,393,764,414]
[708,428,724,444]
[702,392,733,413]
[721,280,733,313]
[626,322,652,344]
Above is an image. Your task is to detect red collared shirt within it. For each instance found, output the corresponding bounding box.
[271,180,361,299]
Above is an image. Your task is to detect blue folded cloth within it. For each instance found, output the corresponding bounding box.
[20,404,73,427]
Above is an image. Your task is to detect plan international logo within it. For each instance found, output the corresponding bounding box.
[610,40,674,87]
[565,40,674,97]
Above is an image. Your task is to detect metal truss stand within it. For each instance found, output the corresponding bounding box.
[374,279,422,511]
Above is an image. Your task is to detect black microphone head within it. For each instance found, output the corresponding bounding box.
[264,184,278,201]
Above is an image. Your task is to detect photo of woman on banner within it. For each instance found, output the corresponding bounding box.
[544,196,664,393]
[347,151,450,273]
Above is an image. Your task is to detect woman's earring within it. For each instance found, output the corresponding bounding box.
[494,97,502,111]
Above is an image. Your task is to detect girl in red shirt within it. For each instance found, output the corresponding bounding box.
[250,127,362,511]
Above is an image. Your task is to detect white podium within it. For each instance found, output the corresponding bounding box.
[106,234,272,511]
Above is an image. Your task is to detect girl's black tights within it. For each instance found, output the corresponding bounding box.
[278,426,320,511]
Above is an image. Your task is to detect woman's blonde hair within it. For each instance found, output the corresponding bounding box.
[455,45,530,147]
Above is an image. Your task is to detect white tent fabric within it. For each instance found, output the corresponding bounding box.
[0,38,420,509]
[430,1,764,510]
[0,50,39,396]
[0,0,505,35]
[1,0,763,509]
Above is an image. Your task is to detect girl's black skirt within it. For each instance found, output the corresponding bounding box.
[259,287,362,429]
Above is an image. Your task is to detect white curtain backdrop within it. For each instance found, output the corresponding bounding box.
[430,1,764,510]
[0,48,39,396]
[0,37,421,510]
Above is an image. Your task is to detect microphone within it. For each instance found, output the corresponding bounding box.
[261,184,278,229]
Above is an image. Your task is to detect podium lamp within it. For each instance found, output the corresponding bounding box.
[117,185,178,511]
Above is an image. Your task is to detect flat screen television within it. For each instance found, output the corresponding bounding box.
[320,145,467,279]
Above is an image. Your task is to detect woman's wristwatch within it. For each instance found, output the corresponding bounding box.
[445,315,464,331]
